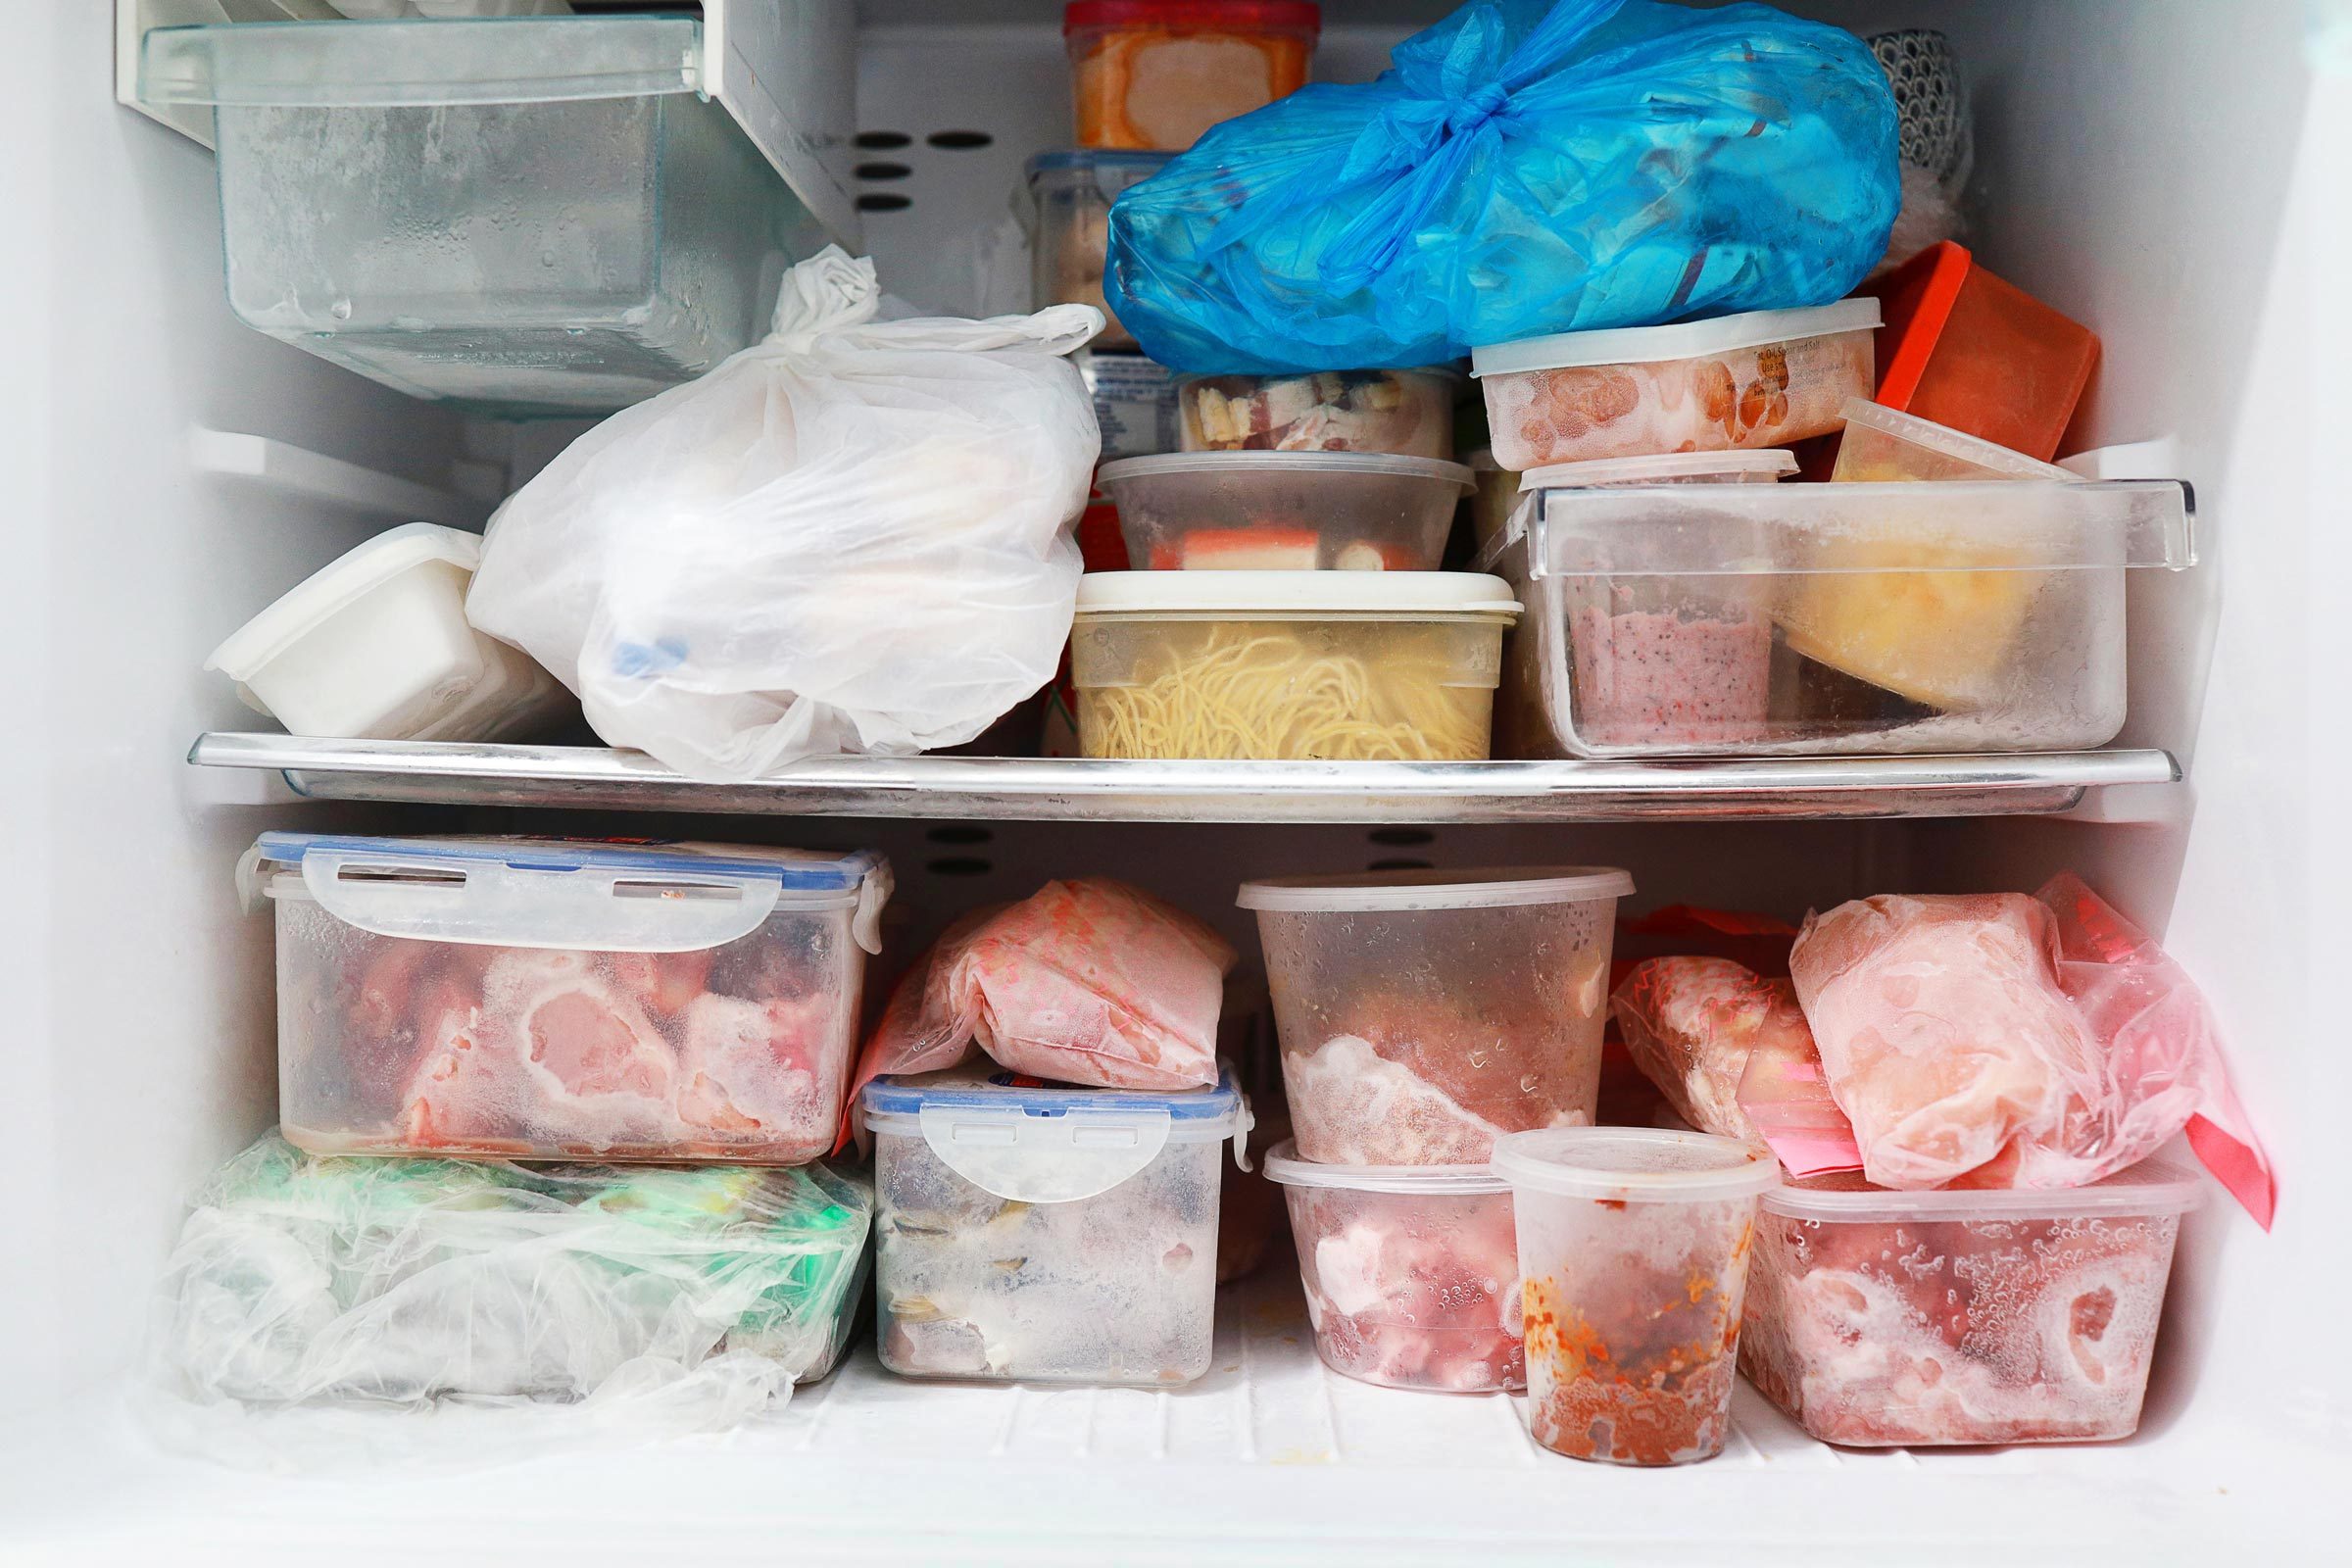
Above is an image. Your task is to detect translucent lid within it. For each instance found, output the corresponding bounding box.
[1238,865,1633,912]
[1099,452,1474,492]
[205,522,480,680]
[1263,1142,1507,1196]
[1470,300,1881,377]
[862,1068,1240,1127]
[140,16,702,109]
[1028,149,1178,177]
[1518,450,1798,492]
[1492,1128,1778,1202]
[1764,1159,2204,1223]
[1838,398,2078,480]
[1075,570,1519,617]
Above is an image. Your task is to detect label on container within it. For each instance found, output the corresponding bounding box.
[1082,352,1180,459]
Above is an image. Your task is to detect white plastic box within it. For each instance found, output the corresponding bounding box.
[862,1070,1247,1386]
[246,835,891,1165]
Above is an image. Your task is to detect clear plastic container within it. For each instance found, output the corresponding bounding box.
[1028,151,1176,353]
[246,835,891,1164]
[205,523,573,743]
[1071,571,1519,760]
[1470,301,1881,469]
[862,1069,1247,1385]
[1263,1143,1523,1393]
[1831,398,2079,484]
[1488,476,2194,756]
[1740,1163,2200,1446]
[1239,867,1633,1164]
[1178,368,1458,460]
[1493,1128,1778,1467]
[1099,452,1474,571]
[1466,449,1520,555]
[1063,0,1320,151]
[139,17,825,416]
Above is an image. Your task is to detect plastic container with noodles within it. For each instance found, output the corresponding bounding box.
[1179,368,1457,459]
[1028,150,1177,352]
[1070,571,1519,760]
[1064,0,1319,151]
[1099,452,1473,571]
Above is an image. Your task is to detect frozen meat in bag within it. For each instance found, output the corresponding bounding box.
[1609,956,1818,1141]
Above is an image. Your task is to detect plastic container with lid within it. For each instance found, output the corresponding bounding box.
[1071,571,1520,760]
[862,1069,1249,1385]
[138,16,825,416]
[1471,301,1881,469]
[1240,868,1633,1164]
[1028,151,1176,353]
[1866,241,2101,463]
[206,523,574,744]
[1466,449,1520,555]
[1264,1143,1523,1393]
[244,834,892,1165]
[1064,1,1320,151]
[1487,474,2193,756]
[1099,452,1474,571]
[1494,1128,1777,1467]
[1740,1163,2200,1446]
[1082,349,1185,459]
[1831,397,2079,484]
[1179,368,1459,460]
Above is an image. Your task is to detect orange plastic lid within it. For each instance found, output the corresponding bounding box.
[1870,239,1977,410]
[1064,1,1320,35]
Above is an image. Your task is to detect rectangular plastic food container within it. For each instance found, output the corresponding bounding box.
[1064,0,1320,151]
[138,16,827,416]
[863,1070,1247,1385]
[1470,301,1880,469]
[1179,368,1459,459]
[1029,151,1174,353]
[1099,452,1473,570]
[1740,1163,2201,1446]
[246,835,891,1165]
[1488,477,2193,757]
[1071,571,1520,760]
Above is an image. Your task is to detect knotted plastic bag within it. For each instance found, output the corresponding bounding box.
[466,247,1102,781]
[1104,0,1899,373]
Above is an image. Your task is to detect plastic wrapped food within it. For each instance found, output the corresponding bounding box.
[1740,1165,2197,1445]
[1065,0,1319,151]
[1610,957,1820,1142]
[1265,1145,1523,1392]
[141,1134,871,1459]
[864,1071,1244,1384]
[852,879,1233,1102]
[252,835,889,1165]
[1180,369,1455,459]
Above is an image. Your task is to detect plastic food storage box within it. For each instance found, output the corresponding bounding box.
[1072,571,1520,760]
[138,16,826,416]
[1264,1143,1523,1393]
[1083,350,1183,460]
[1029,151,1175,353]
[1099,452,1474,571]
[206,522,573,744]
[246,835,891,1164]
[1488,476,2193,757]
[1740,1163,2201,1446]
[1866,241,2101,463]
[1240,867,1632,1164]
[1064,0,1320,151]
[1471,301,1881,469]
[1179,368,1459,460]
[863,1069,1248,1385]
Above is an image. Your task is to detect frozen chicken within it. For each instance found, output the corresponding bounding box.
[1610,956,1821,1141]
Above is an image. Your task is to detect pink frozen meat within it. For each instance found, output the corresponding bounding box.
[1610,956,1817,1140]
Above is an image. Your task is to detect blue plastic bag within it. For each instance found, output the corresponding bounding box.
[1104,0,1899,373]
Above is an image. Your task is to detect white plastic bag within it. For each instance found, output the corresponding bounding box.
[467,248,1102,780]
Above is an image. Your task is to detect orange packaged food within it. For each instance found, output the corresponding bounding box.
[1065,1,1320,151]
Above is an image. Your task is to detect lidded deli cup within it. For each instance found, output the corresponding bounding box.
[1064,0,1320,151]
[1099,451,1474,570]
[1178,368,1460,459]
[1494,1128,1777,1466]
[1239,867,1633,1164]
[1026,149,1175,352]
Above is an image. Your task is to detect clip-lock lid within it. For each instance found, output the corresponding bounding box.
[1470,299,1881,378]
[1075,570,1519,619]
[1492,1127,1778,1203]
[1099,451,1475,492]
[205,522,480,680]
[1263,1142,1507,1196]
[1239,865,1633,912]
[1763,1159,2204,1223]
[1518,450,1798,492]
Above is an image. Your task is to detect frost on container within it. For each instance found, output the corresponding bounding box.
[1740,1166,2199,1446]
[251,835,889,1165]
[863,1070,1245,1385]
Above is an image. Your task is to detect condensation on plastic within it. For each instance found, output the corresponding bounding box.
[136,1135,871,1471]
[465,248,1104,781]
[1103,0,1899,373]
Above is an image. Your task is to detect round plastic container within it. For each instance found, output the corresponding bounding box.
[1098,452,1474,571]
[1071,571,1519,760]
[1239,867,1634,1163]
[1027,150,1175,353]
[1178,368,1458,459]
[1470,300,1880,469]
[1265,1143,1523,1392]
[1064,0,1320,151]
[1494,1127,1777,1467]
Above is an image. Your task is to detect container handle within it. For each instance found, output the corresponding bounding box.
[918,1105,1174,1203]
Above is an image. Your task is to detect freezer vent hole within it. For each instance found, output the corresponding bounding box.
[1367,858,1434,873]
[857,161,913,181]
[857,193,913,213]
[926,826,995,846]
[856,130,913,150]
[926,857,995,877]
[1367,828,1436,847]
[926,129,994,150]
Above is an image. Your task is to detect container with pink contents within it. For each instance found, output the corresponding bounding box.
[245,834,889,1165]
